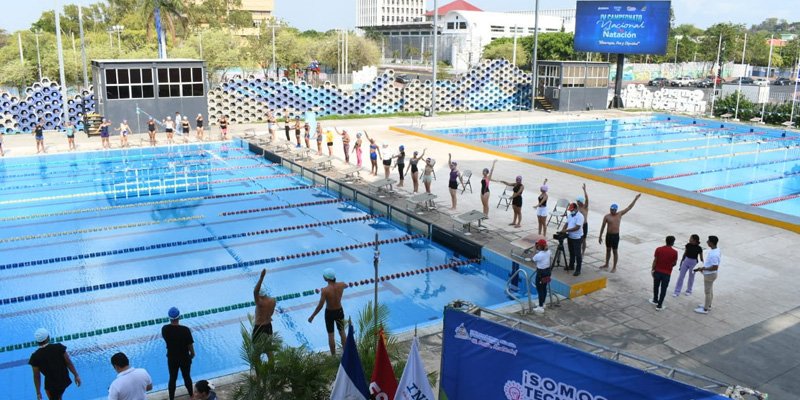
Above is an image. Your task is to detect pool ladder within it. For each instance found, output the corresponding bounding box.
[505,268,561,315]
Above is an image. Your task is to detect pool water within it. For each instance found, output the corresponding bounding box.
[434,114,800,217]
[0,142,511,399]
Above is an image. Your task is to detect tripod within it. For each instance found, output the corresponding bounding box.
[552,239,568,270]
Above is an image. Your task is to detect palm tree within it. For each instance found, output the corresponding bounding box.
[141,0,188,43]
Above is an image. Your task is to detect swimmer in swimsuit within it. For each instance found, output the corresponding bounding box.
[405,148,426,193]
[308,268,347,356]
[480,160,497,217]
[422,157,436,193]
[252,269,276,343]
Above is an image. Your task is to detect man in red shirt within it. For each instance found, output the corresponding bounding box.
[650,236,678,311]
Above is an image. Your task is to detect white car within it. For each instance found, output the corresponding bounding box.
[753,78,770,87]
[670,76,697,87]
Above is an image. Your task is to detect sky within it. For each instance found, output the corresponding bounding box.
[1,0,798,33]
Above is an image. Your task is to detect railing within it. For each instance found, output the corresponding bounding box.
[505,268,532,314]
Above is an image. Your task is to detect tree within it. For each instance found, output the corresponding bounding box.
[188,0,252,29]
[483,38,528,68]
[0,60,34,93]
[142,0,189,44]
[521,32,576,62]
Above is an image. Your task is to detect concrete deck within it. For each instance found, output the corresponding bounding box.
[3,109,797,398]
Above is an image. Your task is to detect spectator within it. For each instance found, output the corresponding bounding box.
[694,236,721,314]
[561,203,585,276]
[532,239,552,314]
[598,194,642,273]
[108,352,152,400]
[193,380,217,400]
[673,234,704,297]
[650,236,678,311]
[29,328,81,400]
[162,307,194,400]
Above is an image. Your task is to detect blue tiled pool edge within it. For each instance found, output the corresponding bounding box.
[389,119,800,233]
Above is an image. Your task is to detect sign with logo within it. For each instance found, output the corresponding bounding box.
[574,1,671,55]
[439,308,728,400]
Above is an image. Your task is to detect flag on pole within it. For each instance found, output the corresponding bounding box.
[370,328,398,399]
[394,337,435,400]
[330,323,370,400]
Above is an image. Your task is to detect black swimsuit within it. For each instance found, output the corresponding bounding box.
[512,183,523,207]
[481,177,489,195]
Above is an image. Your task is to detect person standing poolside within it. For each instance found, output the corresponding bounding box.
[395,145,406,186]
[99,119,112,149]
[304,119,312,148]
[0,130,4,156]
[164,116,175,144]
[380,143,394,179]
[694,236,720,314]
[325,128,335,157]
[64,121,76,151]
[532,239,552,314]
[535,179,549,237]
[283,110,292,141]
[181,117,191,143]
[406,149,426,193]
[366,132,379,176]
[337,128,351,163]
[147,117,157,146]
[308,268,347,356]
[195,114,204,141]
[598,194,641,273]
[446,153,461,210]
[498,176,524,228]
[34,120,46,153]
[29,328,82,400]
[561,203,585,276]
[218,115,229,141]
[422,157,435,193]
[650,236,678,311]
[480,160,497,216]
[293,116,302,147]
[108,352,152,400]
[673,234,704,297]
[266,110,276,141]
[252,269,276,341]
[116,120,130,148]
[161,307,194,400]
[351,132,364,167]
[576,184,589,256]
[315,123,324,155]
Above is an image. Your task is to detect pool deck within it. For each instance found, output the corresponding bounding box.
[3,110,799,398]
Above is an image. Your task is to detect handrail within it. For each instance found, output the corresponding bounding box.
[505,268,532,314]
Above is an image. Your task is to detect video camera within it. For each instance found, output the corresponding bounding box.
[553,231,568,244]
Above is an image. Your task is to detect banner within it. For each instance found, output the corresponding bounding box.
[439,309,728,400]
[574,1,671,55]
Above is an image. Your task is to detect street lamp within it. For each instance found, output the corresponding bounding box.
[34,29,42,81]
[111,25,124,50]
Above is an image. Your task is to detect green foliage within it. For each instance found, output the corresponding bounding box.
[0,60,34,92]
[485,32,579,66]
[482,38,528,68]
[714,93,800,125]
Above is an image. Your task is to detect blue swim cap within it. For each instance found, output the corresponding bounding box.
[399,145,405,151]
[34,328,50,343]
[576,195,586,204]
[168,307,181,320]
[323,268,336,280]
[610,203,619,210]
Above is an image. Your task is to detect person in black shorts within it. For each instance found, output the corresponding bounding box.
[29,328,82,400]
[195,114,204,141]
[283,111,291,141]
[480,160,497,217]
[162,307,194,400]
[35,121,45,153]
[294,116,302,147]
[308,268,347,356]
[147,117,157,146]
[252,269,276,342]
[219,115,229,140]
[395,145,406,187]
[447,153,461,210]
[499,176,524,228]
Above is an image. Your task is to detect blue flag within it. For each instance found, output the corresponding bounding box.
[330,323,369,400]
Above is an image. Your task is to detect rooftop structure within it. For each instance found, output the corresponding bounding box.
[356,0,426,27]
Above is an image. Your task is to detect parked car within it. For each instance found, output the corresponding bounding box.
[394,74,411,84]
[647,77,669,87]
[670,76,697,87]
[773,77,795,86]
[729,77,755,85]
[696,76,725,88]
[753,78,770,86]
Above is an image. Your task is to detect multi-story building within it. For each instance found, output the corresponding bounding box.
[241,0,275,27]
[356,0,426,27]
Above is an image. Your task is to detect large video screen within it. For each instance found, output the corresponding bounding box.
[574,1,671,55]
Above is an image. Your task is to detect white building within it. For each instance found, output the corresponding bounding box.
[441,10,572,71]
[356,0,426,27]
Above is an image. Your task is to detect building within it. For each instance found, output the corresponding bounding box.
[241,0,275,26]
[356,0,426,27]
[535,61,609,112]
[91,59,208,133]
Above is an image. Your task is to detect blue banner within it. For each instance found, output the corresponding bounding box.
[439,309,728,400]
[574,1,671,55]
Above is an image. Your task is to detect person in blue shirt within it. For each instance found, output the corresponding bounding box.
[64,121,76,151]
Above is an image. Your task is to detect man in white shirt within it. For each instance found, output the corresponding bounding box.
[108,352,152,400]
[694,236,720,314]
[561,203,585,276]
[532,239,552,313]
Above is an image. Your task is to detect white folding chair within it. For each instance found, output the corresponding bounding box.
[460,170,472,194]
[497,185,514,210]
[547,198,570,229]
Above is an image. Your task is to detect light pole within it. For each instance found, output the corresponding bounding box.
[34,29,42,81]
[530,0,540,111]
[112,25,124,51]
[431,0,438,117]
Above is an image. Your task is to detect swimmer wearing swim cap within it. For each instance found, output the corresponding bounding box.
[308,268,348,356]
[253,268,276,340]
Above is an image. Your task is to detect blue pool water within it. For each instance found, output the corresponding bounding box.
[433,114,800,217]
[0,142,511,399]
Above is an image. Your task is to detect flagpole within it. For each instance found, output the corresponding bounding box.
[760,35,774,121]
[734,33,747,121]
[790,54,800,127]
[79,6,89,88]
[710,34,722,116]
[55,6,68,129]
[373,232,379,335]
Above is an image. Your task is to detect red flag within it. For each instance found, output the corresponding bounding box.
[369,328,398,400]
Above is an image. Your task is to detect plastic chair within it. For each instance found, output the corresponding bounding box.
[496,185,515,210]
[546,198,570,228]
[460,170,472,194]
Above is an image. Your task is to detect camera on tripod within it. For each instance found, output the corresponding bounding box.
[553,231,567,244]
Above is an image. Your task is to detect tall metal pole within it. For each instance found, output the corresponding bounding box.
[674,38,678,64]
[55,8,68,129]
[530,0,540,111]
[512,25,518,66]
[271,24,276,79]
[789,54,799,126]
[108,30,113,49]
[198,30,203,59]
[79,6,88,88]
[431,0,438,116]
[760,35,774,121]
[710,34,722,116]
[373,233,379,335]
[17,33,23,64]
[734,33,747,121]
[34,30,42,81]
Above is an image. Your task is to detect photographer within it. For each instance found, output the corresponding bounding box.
[532,239,552,314]
[561,203,585,276]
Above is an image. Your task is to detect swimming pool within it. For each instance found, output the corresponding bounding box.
[0,142,511,399]
[433,114,800,218]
